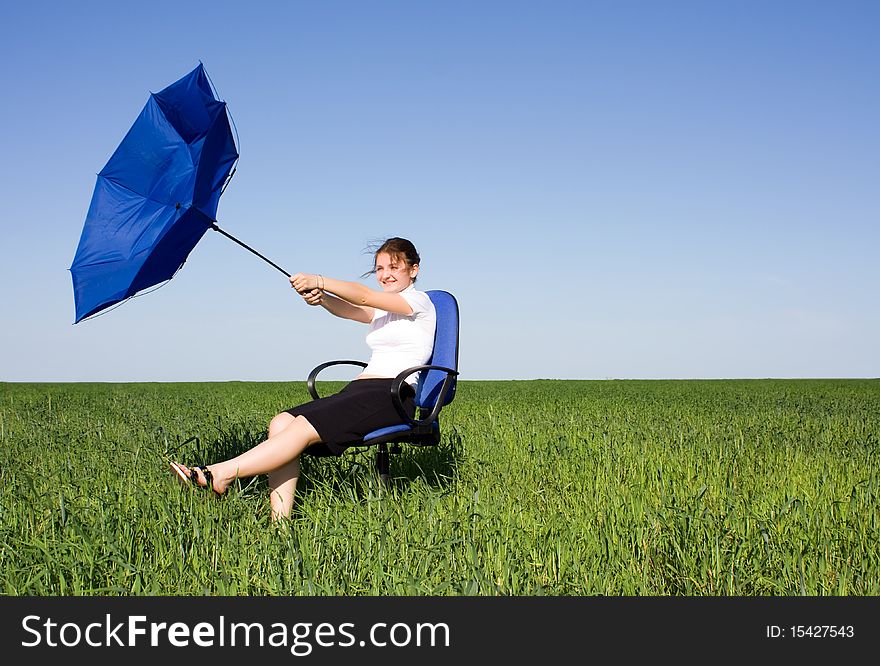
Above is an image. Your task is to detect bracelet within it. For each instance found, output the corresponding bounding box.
[317,274,324,291]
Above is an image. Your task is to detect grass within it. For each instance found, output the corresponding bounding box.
[0,379,877,595]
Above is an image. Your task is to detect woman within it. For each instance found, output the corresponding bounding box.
[170,237,436,520]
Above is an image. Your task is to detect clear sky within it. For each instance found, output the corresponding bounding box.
[1,0,877,381]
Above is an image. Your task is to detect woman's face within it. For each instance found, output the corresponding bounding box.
[374,252,418,292]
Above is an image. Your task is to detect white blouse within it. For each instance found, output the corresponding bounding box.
[362,285,436,385]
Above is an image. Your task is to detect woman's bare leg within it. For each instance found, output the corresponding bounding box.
[266,413,304,520]
[172,413,321,519]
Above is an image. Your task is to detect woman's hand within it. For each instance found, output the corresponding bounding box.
[290,273,319,293]
[301,288,323,306]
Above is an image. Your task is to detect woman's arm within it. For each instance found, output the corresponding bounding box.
[300,288,373,323]
[291,274,413,315]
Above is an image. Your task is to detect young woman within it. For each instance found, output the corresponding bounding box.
[170,238,436,519]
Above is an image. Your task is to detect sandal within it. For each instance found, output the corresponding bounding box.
[170,461,219,495]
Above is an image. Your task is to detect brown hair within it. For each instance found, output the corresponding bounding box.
[362,237,421,281]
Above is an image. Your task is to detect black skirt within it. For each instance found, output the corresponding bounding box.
[287,378,416,456]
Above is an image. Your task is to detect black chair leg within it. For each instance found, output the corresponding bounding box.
[376,443,390,487]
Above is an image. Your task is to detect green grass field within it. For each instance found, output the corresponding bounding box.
[1,379,877,595]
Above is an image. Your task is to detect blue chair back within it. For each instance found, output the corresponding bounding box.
[415,290,459,411]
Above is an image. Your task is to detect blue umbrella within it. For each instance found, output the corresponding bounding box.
[70,63,289,323]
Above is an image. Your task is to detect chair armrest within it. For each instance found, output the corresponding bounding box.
[390,364,459,426]
[307,360,368,399]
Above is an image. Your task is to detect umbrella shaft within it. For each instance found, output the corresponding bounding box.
[210,223,291,278]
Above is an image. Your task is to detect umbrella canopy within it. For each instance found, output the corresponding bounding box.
[70,64,240,323]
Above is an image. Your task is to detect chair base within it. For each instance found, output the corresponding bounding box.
[376,443,390,483]
[372,434,439,485]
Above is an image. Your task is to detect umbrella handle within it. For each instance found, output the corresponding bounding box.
[210,222,292,278]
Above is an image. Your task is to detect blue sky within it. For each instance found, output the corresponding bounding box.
[1,0,877,381]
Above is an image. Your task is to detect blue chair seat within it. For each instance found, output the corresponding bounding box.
[363,420,440,444]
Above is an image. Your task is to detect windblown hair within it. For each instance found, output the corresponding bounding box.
[362,237,421,282]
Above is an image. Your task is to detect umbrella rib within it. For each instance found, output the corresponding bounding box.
[97,175,199,263]
[100,174,193,212]
[73,273,178,324]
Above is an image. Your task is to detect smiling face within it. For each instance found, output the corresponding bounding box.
[374,251,419,292]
